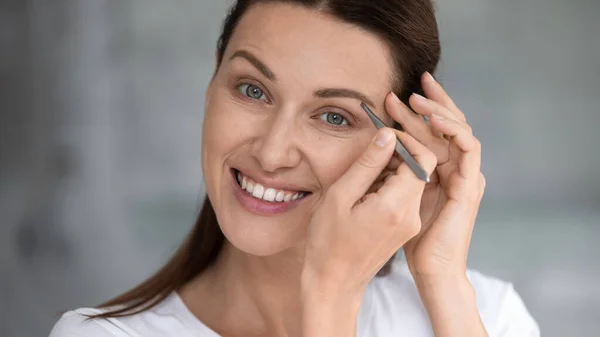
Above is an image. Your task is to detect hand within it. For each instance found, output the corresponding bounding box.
[301,126,437,296]
[386,72,486,282]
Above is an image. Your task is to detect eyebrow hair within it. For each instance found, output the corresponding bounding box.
[229,49,375,108]
[314,88,375,109]
[230,50,277,81]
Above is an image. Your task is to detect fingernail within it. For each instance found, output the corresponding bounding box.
[391,92,401,103]
[424,71,436,82]
[375,129,394,147]
[413,93,426,101]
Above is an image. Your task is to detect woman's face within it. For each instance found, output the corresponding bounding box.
[202,3,396,256]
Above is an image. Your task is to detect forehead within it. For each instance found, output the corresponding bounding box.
[225,3,394,104]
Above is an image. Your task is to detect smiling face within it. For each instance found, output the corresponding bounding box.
[202,3,397,256]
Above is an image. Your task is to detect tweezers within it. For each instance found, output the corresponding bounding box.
[360,102,430,183]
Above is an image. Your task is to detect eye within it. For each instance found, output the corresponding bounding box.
[238,83,268,101]
[319,112,349,126]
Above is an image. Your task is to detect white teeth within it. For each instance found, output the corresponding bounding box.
[237,171,307,203]
[275,191,285,202]
[252,184,265,198]
[263,188,277,202]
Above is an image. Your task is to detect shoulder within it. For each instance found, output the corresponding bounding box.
[48,298,168,337]
[48,308,125,337]
[48,292,211,337]
[365,261,539,336]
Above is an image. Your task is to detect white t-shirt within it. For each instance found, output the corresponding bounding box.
[49,262,539,337]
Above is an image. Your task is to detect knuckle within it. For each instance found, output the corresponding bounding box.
[406,220,421,238]
[378,198,403,224]
[380,198,397,216]
[391,209,407,225]
[377,195,421,237]
[460,121,473,134]
[465,136,480,152]
[385,174,403,185]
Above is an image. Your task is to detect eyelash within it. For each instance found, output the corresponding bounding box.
[234,80,356,129]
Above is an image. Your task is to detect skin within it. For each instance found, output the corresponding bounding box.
[180,3,487,337]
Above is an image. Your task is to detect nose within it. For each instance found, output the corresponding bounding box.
[251,111,302,173]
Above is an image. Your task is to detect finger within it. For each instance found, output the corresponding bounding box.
[384,92,449,163]
[332,128,396,203]
[421,72,466,122]
[430,114,481,179]
[389,121,450,166]
[394,130,438,179]
[385,92,435,146]
[364,156,402,195]
[387,153,403,171]
[409,93,468,132]
[376,130,437,199]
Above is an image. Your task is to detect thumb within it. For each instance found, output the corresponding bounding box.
[331,128,396,203]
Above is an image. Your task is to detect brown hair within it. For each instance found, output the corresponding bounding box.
[91,0,440,319]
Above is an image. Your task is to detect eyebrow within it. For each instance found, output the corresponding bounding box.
[230,50,277,81]
[229,49,375,108]
[314,88,375,109]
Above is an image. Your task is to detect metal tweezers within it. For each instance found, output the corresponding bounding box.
[361,102,430,183]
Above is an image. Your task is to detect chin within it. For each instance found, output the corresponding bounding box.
[218,216,304,257]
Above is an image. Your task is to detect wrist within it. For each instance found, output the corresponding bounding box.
[301,275,365,314]
[414,272,472,293]
[414,275,488,337]
[301,262,367,300]
[300,274,365,337]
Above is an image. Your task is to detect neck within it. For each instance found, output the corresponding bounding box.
[180,241,306,337]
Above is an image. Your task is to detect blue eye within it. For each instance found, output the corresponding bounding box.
[238,84,267,101]
[319,112,348,126]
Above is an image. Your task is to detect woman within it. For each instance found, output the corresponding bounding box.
[50,0,539,336]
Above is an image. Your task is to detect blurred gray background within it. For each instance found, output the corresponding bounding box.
[1,0,599,336]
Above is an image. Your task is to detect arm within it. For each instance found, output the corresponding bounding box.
[392,72,488,336]
[301,281,364,337]
[415,276,487,337]
[300,108,438,336]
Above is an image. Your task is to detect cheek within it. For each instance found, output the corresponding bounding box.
[201,95,249,192]
[202,94,251,158]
